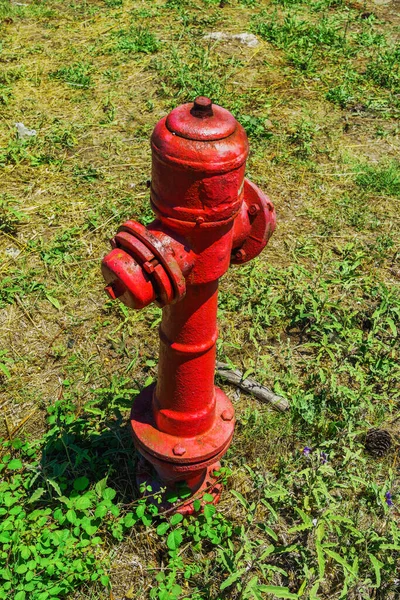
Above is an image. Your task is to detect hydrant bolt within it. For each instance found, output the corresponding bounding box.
[221,409,234,422]
[173,444,187,456]
[248,203,260,216]
[101,96,276,514]
[235,249,247,262]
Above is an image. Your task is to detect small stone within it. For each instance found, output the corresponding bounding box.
[15,122,37,140]
[5,246,21,258]
[203,32,259,48]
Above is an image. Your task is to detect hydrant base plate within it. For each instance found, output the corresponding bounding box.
[136,455,223,516]
[130,383,235,465]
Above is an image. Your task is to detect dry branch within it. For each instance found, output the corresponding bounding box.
[216,362,289,412]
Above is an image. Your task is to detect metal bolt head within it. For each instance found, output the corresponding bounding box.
[173,444,186,456]
[248,203,260,216]
[110,237,117,249]
[195,216,205,225]
[143,261,155,274]
[221,409,234,422]
[235,248,246,261]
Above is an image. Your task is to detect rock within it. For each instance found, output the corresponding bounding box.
[15,123,37,140]
[5,247,21,259]
[204,32,259,48]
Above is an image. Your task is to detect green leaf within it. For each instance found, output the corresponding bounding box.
[369,554,384,588]
[16,564,28,574]
[141,514,152,527]
[102,487,116,501]
[386,317,397,336]
[8,459,22,470]
[262,525,278,541]
[28,487,45,503]
[95,477,108,497]
[73,477,89,491]
[95,504,108,519]
[231,490,249,509]
[75,495,92,511]
[316,541,325,579]
[288,508,313,533]
[66,509,77,524]
[45,294,61,310]
[202,493,215,503]
[156,522,170,536]
[220,568,246,591]
[380,544,400,551]
[193,499,201,512]
[323,547,357,576]
[242,367,254,381]
[47,478,61,497]
[15,592,26,600]
[169,513,183,526]
[123,513,137,527]
[204,504,216,520]
[0,363,11,379]
[309,581,320,600]
[166,528,183,550]
[257,585,298,599]
[20,546,31,560]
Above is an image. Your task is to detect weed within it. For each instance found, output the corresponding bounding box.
[0,65,25,84]
[0,350,13,380]
[49,63,94,88]
[366,45,400,93]
[326,83,354,108]
[0,270,44,308]
[356,162,400,197]
[287,119,317,158]
[238,114,273,139]
[111,27,159,54]
[155,44,244,109]
[253,11,350,69]
[0,195,28,235]
[73,165,101,182]
[0,85,12,105]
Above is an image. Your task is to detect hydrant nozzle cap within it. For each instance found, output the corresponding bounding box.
[166,97,237,142]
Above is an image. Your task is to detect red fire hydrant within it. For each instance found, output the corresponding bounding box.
[101,97,276,513]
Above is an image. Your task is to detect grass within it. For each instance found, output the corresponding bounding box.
[0,0,399,599]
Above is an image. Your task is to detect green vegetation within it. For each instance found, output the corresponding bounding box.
[0,0,399,598]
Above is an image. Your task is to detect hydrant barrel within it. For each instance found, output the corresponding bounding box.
[154,281,219,437]
[101,97,276,514]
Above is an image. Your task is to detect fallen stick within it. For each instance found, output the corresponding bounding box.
[216,362,289,412]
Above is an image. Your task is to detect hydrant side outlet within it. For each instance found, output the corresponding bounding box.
[101,97,276,514]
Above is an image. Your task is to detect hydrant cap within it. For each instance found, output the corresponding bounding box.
[166,96,237,142]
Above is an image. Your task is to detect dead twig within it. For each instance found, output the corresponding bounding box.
[216,361,289,412]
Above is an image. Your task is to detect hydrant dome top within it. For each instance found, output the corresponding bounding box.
[166,97,237,141]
